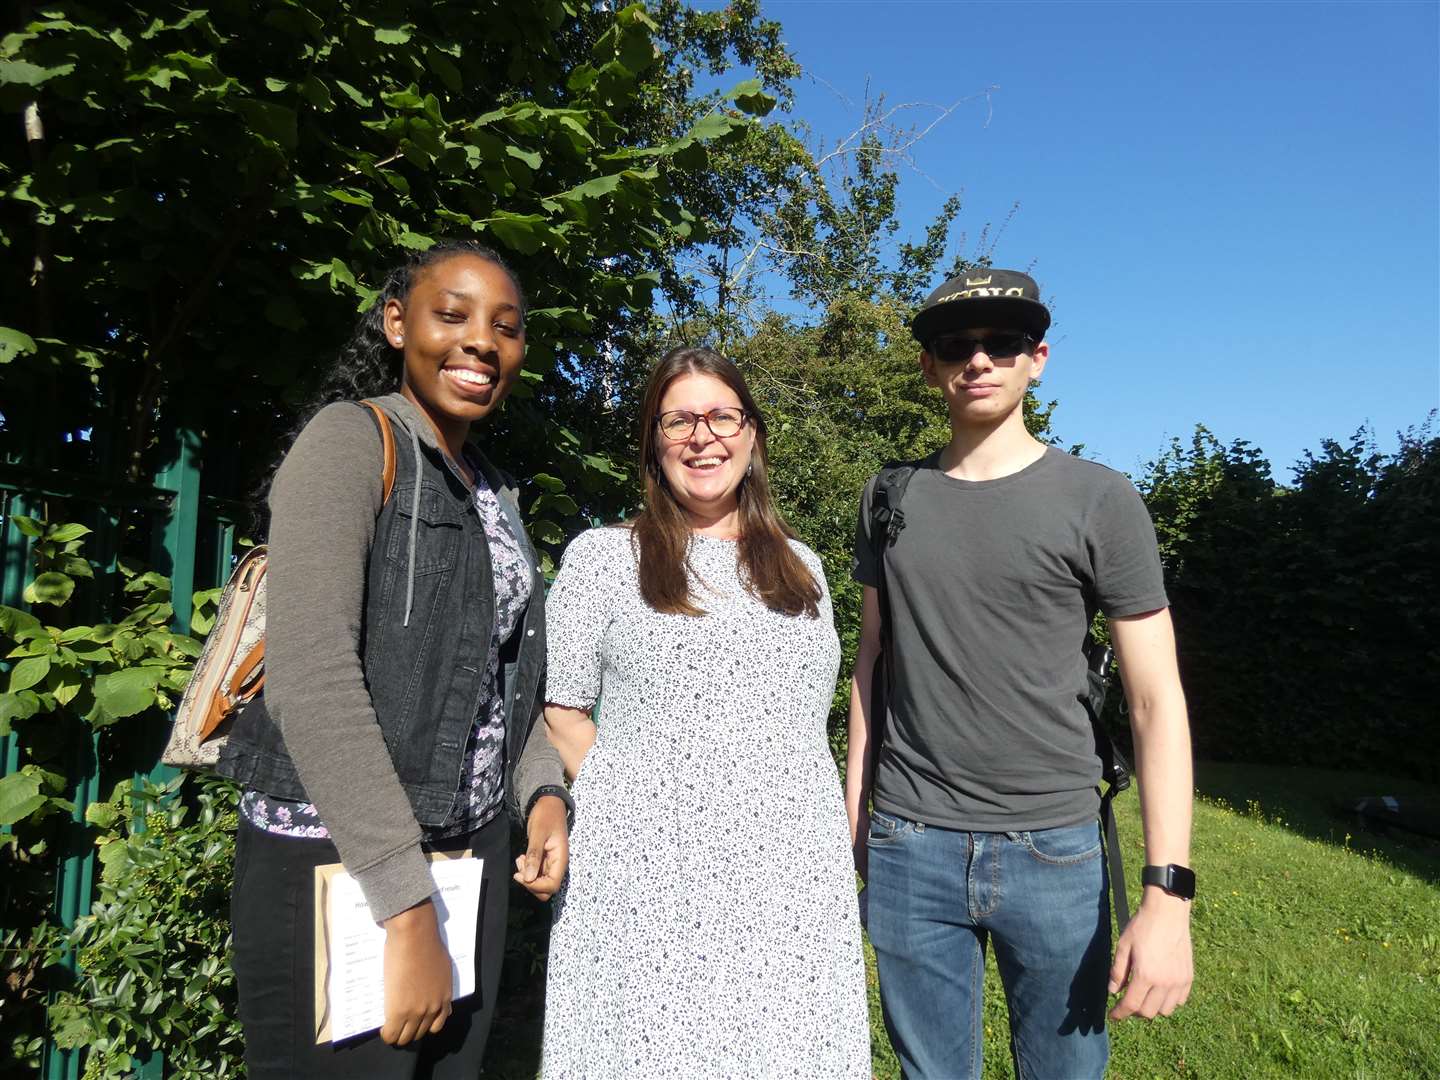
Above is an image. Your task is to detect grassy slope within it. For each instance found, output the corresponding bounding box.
[868,763,1440,1080]
[484,763,1440,1078]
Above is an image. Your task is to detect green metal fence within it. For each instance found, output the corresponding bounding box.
[1,426,240,1079]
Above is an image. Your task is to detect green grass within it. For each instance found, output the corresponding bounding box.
[484,762,1440,1078]
[865,762,1440,1080]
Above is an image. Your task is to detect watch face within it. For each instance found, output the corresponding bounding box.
[1169,865,1197,899]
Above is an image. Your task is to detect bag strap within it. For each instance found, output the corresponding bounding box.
[358,399,398,505]
[1085,641,1133,931]
[867,462,918,778]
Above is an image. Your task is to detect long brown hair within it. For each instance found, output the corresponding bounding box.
[631,346,821,618]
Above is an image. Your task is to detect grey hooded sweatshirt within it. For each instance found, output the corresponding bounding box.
[252,392,566,921]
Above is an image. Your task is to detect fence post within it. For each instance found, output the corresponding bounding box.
[0,492,35,815]
[131,424,205,1080]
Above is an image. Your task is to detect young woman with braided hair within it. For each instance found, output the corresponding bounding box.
[218,241,572,1078]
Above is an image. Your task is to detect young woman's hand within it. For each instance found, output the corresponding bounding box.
[514,794,570,900]
[380,899,453,1045]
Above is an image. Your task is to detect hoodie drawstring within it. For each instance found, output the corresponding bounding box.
[403,424,422,627]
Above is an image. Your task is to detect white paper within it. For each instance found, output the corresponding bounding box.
[322,856,484,1043]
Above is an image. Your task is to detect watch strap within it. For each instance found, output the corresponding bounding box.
[1141,863,1196,900]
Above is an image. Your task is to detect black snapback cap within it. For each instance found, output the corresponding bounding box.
[911,269,1051,344]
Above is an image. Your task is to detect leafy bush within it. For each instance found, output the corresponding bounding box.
[1,519,208,1073]
[49,776,243,1079]
[1137,419,1439,778]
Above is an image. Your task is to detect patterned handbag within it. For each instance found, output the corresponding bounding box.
[161,401,397,770]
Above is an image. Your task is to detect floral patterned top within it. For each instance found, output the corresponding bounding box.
[239,469,532,840]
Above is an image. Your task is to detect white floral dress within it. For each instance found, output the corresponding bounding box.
[541,527,869,1079]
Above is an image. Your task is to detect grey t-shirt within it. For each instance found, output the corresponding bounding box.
[853,447,1169,831]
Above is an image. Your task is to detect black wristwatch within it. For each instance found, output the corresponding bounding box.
[1141,863,1196,900]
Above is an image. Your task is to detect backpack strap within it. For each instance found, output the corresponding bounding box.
[867,461,919,775]
[358,399,398,505]
[1085,641,1134,931]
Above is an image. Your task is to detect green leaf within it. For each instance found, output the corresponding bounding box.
[423,47,462,92]
[529,519,564,546]
[85,799,123,830]
[92,667,163,719]
[0,59,75,87]
[374,26,413,45]
[25,572,74,606]
[0,690,41,735]
[0,326,37,363]
[299,74,333,110]
[47,522,90,542]
[334,78,372,106]
[0,771,45,827]
[397,230,435,251]
[725,78,777,118]
[684,111,742,144]
[234,98,298,150]
[531,473,566,493]
[506,144,542,170]
[8,655,51,693]
[57,555,92,578]
[531,493,579,517]
[51,672,82,707]
[554,173,622,203]
[327,258,358,290]
[482,212,550,255]
[381,85,423,110]
[0,604,43,639]
[7,514,44,538]
[325,187,373,208]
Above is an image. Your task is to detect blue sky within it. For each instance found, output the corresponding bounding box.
[738,0,1439,479]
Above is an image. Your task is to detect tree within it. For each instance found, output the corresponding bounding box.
[1135,418,1439,778]
[0,2,801,1070]
[0,0,791,562]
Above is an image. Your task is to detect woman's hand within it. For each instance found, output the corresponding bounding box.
[379,899,453,1045]
[514,794,570,900]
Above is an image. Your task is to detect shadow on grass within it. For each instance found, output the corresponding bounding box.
[1195,760,1440,884]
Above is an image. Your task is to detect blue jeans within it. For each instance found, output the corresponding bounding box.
[866,811,1111,1079]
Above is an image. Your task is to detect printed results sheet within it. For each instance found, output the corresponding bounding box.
[313,852,484,1043]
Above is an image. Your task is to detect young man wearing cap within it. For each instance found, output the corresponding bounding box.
[847,270,1194,1078]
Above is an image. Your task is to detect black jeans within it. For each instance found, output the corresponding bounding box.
[231,813,511,1080]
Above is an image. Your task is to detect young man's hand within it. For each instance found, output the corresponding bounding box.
[850,808,869,883]
[1107,889,1193,1019]
[514,793,570,900]
[1109,608,1194,1021]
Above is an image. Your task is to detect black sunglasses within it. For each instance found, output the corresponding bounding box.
[928,332,1035,364]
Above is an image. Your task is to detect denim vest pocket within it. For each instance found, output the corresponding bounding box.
[1020,821,1102,865]
[385,483,465,575]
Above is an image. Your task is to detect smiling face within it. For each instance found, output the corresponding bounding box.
[384,254,525,440]
[920,326,1049,429]
[653,371,756,526]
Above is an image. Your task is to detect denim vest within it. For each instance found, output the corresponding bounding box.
[217,396,547,826]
